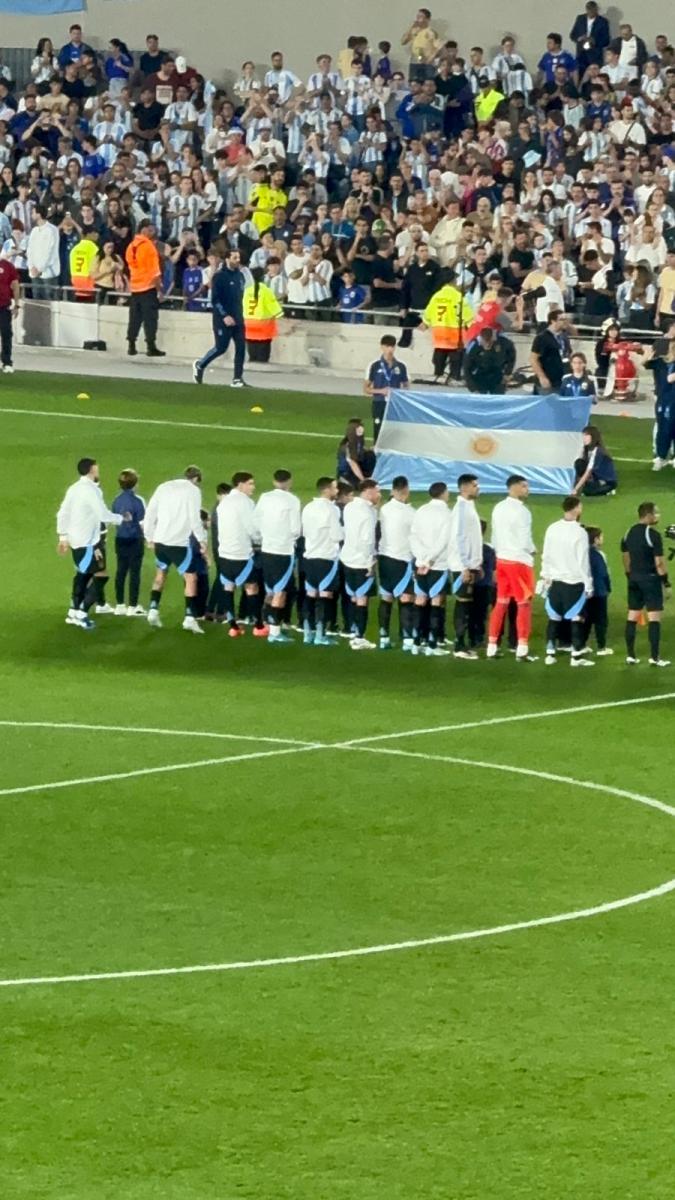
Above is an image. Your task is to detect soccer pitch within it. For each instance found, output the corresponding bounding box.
[1,372,674,1199]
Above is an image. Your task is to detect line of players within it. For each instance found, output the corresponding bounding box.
[56,458,671,666]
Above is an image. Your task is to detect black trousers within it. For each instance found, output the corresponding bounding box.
[372,397,387,442]
[584,595,608,649]
[197,321,246,379]
[247,339,272,362]
[432,347,463,380]
[127,288,159,348]
[0,306,12,366]
[115,539,144,606]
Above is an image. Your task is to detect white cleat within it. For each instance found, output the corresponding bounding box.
[571,656,594,667]
[2,364,15,374]
[652,457,666,472]
[401,637,414,652]
[350,636,376,650]
[114,603,127,616]
[126,604,146,616]
[515,647,538,662]
[65,608,84,625]
[649,658,671,667]
[625,655,640,665]
[426,646,451,656]
[453,649,478,660]
[595,647,614,656]
[545,654,556,666]
[182,616,204,634]
[95,603,115,615]
[147,608,162,628]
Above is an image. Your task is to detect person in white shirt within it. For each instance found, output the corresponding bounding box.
[541,495,594,667]
[377,475,415,651]
[284,234,310,307]
[487,475,537,661]
[27,206,60,297]
[216,471,266,638]
[143,465,207,634]
[302,475,343,645]
[410,480,453,657]
[254,469,302,643]
[448,473,483,660]
[164,86,198,151]
[56,456,127,629]
[340,476,380,650]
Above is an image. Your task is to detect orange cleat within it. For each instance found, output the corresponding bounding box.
[253,625,270,638]
[228,626,245,638]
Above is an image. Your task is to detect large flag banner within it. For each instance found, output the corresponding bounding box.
[374,390,592,495]
[0,0,84,11]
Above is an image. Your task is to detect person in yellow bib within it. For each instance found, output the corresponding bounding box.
[248,166,288,235]
[474,76,506,123]
[244,269,284,362]
[421,271,474,382]
[69,230,99,299]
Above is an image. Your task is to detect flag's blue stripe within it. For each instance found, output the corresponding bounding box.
[386,390,591,434]
[374,452,576,496]
[0,0,83,10]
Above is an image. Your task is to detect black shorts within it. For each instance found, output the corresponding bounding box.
[450,569,479,601]
[305,557,339,595]
[72,543,101,575]
[154,543,194,575]
[343,566,375,599]
[546,580,586,620]
[261,552,295,595]
[378,555,413,598]
[628,577,664,613]
[414,567,448,599]
[218,556,255,588]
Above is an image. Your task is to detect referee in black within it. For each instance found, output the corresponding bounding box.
[621,501,671,667]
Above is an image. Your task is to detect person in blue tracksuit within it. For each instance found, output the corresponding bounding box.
[573,425,617,496]
[644,327,675,469]
[192,248,248,388]
[112,467,146,613]
[583,525,612,653]
[559,351,597,403]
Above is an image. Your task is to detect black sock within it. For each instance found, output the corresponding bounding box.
[325,595,337,631]
[72,573,88,610]
[315,597,326,632]
[303,595,316,629]
[546,619,559,648]
[355,605,368,637]
[625,619,637,656]
[648,621,661,660]
[400,600,414,639]
[378,600,392,637]
[454,601,468,650]
[429,606,443,647]
[150,589,162,609]
[94,576,107,604]
[185,598,195,618]
[414,604,429,645]
[571,620,585,653]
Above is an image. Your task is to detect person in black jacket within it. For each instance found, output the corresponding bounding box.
[192,248,248,387]
[570,3,610,73]
[398,244,442,348]
[609,24,648,74]
[464,328,516,394]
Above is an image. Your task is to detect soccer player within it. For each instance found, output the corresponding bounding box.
[302,476,343,646]
[364,334,410,441]
[410,481,453,657]
[56,457,128,630]
[255,469,302,644]
[192,247,248,388]
[112,468,146,616]
[448,473,483,660]
[340,477,381,650]
[377,474,415,651]
[486,475,537,661]
[541,496,594,667]
[216,471,267,638]
[143,466,207,634]
[621,502,671,667]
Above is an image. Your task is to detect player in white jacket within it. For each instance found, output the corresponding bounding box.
[448,473,483,660]
[541,495,594,667]
[302,476,343,646]
[56,455,128,629]
[216,471,266,638]
[143,465,207,634]
[255,469,302,644]
[410,481,453,656]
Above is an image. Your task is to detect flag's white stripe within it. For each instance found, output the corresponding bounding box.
[378,423,583,469]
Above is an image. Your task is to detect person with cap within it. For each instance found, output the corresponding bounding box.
[125,219,164,357]
[474,75,506,123]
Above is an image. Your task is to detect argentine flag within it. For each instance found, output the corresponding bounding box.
[374,390,592,495]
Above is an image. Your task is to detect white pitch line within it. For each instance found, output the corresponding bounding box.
[336,691,675,748]
[0,719,316,748]
[1,877,673,990]
[0,743,324,799]
[0,405,335,441]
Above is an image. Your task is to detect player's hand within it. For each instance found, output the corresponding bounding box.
[122,512,133,522]
[461,568,472,583]
[416,564,429,576]
[57,540,69,556]
[223,315,236,326]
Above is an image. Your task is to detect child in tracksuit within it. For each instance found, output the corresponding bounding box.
[112,469,146,614]
[470,522,495,649]
[584,526,612,654]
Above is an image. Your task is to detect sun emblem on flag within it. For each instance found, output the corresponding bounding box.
[470,433,498,458]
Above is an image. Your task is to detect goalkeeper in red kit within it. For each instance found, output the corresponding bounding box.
[486,475,538,662]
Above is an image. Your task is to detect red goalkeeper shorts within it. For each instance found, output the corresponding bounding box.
[495,560,535,604]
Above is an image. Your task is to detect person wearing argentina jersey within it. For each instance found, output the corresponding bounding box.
[254,470,302,644]
[301,477,343,646]
[410,481,453,657]
[364,334,410,442]
[377,475,415,651]
[143,466,207,635]
[541,495,594,668]
[340,478,381,650]
[448,473,483,660]
[56,456,128,631]
[216,472,267,639]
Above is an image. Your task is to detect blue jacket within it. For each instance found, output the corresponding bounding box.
[112,490,145,541]
[477,541,496,589]
[590,546,611,597]
[212,265,245,325]
[645,356,675,412]
[588,447,617,486]
[559,373,596,400]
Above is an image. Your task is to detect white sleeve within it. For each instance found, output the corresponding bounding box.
[410,511,429,566]
[56,488,72,537]
[577,530,593,593]
[190,488,205,544]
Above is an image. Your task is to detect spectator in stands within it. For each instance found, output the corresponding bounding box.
[30,38,59,91]
[92,238,126,303]
[105,40,134,98]
[140,35,165,80]
[401,10,442,83]
[570,3,610,73]
[58,24,93,70]
[27,204,60,297]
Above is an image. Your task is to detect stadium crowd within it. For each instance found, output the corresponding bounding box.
[1,2,675,339]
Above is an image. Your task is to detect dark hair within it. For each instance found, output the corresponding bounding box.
[274,469,292,483]
[316,475,335,492]
[138,218,154,232]
[77,457,96,475]
[345,417,364,461]
[582,424,604,449]
[429,481,448,499]
[216,482,231,495]
[392,475,409,491]
[547,32,562,45]
[457,473,478,488]
[337,481,354,499]
[562,495,581,513]
[118,469,138,490]
[357,477,378,494]
[638,501,657,518]
[232,471,254,486]
[185,465,202,483]
[378,40,391,53]
[547,308,563,324]
[506,474,527,487]
[586,525,602,544]
[380,334,397,347]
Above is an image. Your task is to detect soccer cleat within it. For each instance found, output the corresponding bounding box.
[146,347,166,357]
[652,457,666,471]
[303,629,316,645]
[147,608,162,628]
[77,616,96,630]
[486,642,498,658]
[516,650,539,662]
[625,655,640,665]
[426,646,451,656]
[350,637,376,650]
[595,647,614,656]
[126,605,146,616]
[401,637,414,652]
[649,658,671,667]
[453,649,478,660]
[252,624,269,638]
[571,656,594,667]
[192,359,204,384]
[65,608,84,625]
[545,654,556,666]
[314,635,334,646]
[268,631,293,644]
[114,603,127,616]
[95,603,115,615]
[378,636,392,650]
[230,378,245,388]
[182,616,204,634]
[228,626,244,638]
[2,364,14,374]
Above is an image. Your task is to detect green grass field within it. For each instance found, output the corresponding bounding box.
[1,371,674,1199]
